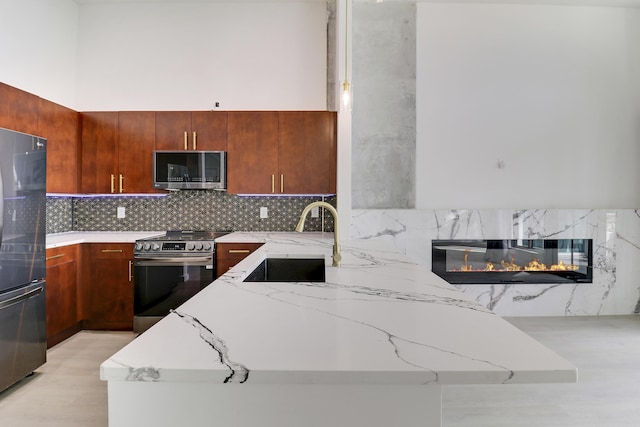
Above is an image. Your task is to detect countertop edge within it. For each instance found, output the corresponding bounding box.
[46,231,165,249]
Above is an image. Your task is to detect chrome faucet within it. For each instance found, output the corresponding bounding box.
[295,201,341,267]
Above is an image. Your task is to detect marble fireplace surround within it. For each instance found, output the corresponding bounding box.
[351,209,640,317]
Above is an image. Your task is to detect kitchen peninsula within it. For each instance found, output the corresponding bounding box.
[100,232,576,427]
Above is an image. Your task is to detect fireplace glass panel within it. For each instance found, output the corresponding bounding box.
[432,239,592,285]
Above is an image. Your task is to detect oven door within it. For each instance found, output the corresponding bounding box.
[133,257,215,333]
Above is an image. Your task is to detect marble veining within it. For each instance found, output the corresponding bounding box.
[125,367,161,382]
[351,209,640,316]
[172,310,249,384]
[101,232,576,387]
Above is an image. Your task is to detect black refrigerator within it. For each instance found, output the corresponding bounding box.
[0,127,47,393]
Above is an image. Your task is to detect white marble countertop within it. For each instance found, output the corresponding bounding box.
[46,231,165,249]
[100,232,577,386]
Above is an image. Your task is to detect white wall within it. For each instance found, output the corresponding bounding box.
[0,0,78,108]
[75,1,328,111]
[416,3,640,209]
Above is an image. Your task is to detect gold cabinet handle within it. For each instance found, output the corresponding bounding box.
[110,174,115,193]
[129,260,133,282]
[228,249,250,254]
[184,131,188,150]
[271,174,275,193]
[46,253,66,261]
[101,249,123,253]
[119,174,124,193]
[193,131,197,150]
[280,174,284,193]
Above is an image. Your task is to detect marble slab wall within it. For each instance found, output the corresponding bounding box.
[351,209,640,316]
[46,192,335,235]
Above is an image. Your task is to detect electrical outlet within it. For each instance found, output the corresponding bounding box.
[117,206,126,219]
[260,206,268,219]
[311,206,320,218]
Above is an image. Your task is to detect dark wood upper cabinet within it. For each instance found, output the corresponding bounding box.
[278,111,336,194]
[227,111,336,195]
[156,111,227,151]
[118,111,156,193]
[191,111,227,151]
[38,99,81,193]
[0,82,40,136]
[80,112,119,193]
[80,111,156,194]
[155,111,191,150]
[227,111,279,194]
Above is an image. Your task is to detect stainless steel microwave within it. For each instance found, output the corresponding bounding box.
[153,151,226,190]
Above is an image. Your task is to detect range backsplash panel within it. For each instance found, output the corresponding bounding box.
[46,192,335,234]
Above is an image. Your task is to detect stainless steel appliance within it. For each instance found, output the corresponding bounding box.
[133,231,229,333]
[153,151,226,190]
[0,127,47,393]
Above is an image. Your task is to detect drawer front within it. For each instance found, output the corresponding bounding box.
[217,243,263,261]
[86,243,133,259]
[46,245,79,268]
[216,242,263,279]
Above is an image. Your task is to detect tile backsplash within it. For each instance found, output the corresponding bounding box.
[46,191,335,234]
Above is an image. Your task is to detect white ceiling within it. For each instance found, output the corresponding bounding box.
[74,0,327,3]
[417,0,640,6]
[73,0,640,6]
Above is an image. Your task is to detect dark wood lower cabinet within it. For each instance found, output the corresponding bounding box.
[216,242,264,278]
[46,245,81,348]
[82,243,134,330]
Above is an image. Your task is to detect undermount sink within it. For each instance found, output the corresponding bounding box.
[243,257,326,282]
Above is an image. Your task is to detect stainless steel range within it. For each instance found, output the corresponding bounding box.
[133,231,230,333]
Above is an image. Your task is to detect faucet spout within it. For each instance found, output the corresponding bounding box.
[295,201,341,267]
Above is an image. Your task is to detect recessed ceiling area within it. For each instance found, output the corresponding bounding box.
[73,0,640,7]
[74,0,327,3]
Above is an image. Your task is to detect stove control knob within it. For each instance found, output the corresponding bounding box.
[152,244,160,251]
[135,243,143,251]
[203,243,211,251]
[143,243,151,251]
[186,243,195,251]
[195,242,203,251]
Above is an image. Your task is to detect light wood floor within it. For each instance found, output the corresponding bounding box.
[0,331,135,427]
[443,315,640,427]
[0,316,638,426]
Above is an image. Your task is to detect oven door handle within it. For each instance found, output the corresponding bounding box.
[135,257,213,267]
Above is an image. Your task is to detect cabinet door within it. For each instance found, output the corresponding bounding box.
[0,82,40,135]
[46,245,80,347]
[39,99,81,193]
[83,244,134,330]
[81,112,119,193]
[227,111,279,194]
[155,111,192,150]
[216,242,264,278]
[191,111,227,151]
[118,111,156,193]
[278,111,337,194]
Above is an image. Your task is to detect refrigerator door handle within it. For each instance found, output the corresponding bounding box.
[0,286,44,310]
[0,159,3,246]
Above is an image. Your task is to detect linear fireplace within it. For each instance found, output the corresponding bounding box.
[432,239,593,285]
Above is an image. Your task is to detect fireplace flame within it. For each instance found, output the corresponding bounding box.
[453,250,579,272]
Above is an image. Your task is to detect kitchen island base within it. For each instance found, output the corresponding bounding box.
[107,382,442,427]
[102,233,576,427]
